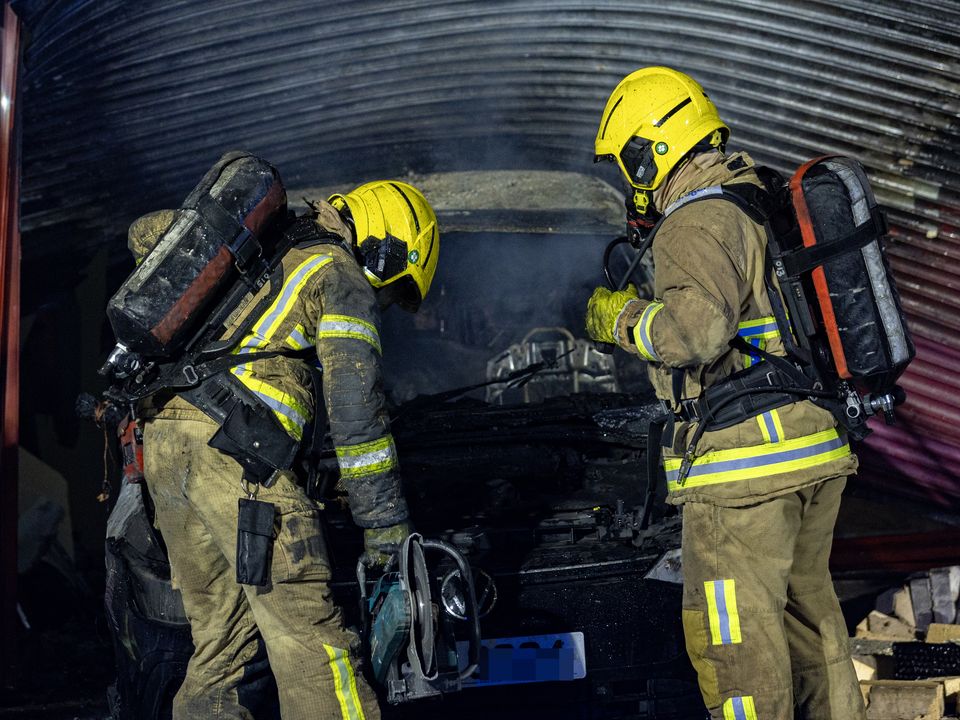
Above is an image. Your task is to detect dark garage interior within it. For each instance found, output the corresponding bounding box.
[1,1,960,718]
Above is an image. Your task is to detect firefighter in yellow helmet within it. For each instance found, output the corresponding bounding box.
[586,67,864,719]
[135,179,438,719]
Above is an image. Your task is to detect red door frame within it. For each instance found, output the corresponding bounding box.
[0,0,21,675]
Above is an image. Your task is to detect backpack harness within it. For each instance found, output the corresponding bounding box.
[636,163,908,527]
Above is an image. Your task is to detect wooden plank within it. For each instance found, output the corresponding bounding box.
[856,610,917,641]
[861,680,944,720]
[926,624,960,644]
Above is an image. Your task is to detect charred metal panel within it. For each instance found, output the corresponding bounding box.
[13,0,960,503]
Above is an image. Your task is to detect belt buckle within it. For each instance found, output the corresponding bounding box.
[679,398,701,423]
[182,364,199,385]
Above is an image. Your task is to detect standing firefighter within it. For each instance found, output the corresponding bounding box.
[586,67,864,719]
[130,179,439,719]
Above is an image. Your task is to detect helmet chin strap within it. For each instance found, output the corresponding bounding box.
[628,145,716,230]
[626,188,660,230]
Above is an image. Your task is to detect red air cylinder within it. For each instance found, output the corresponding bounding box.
[789,155,914,392]
[105,151,287,360]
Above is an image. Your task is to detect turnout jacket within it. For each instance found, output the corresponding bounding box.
[139,203,407,528]
[614,151,858,506]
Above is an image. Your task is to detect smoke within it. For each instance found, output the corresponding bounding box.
[372,168,641,403]
[381,228,610,390]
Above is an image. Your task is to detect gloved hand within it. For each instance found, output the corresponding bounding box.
[362,520,413,569]
[585,284,641,345]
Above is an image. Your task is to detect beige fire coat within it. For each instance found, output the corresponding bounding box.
[614,151,858,506]
[135,203,407,528]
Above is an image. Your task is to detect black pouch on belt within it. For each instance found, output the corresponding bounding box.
[236,498,276,586]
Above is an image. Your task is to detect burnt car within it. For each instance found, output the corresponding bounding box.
[103,171,703,719]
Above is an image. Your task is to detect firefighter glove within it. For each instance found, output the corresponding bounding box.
[586,284,642,345]
[362,519,413,568]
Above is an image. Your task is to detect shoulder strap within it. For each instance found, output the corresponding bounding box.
[285,214,351,252]
[119,215,343,403]
[129,346,315,400]
[716,183,779,225]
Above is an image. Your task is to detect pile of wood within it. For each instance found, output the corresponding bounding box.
[852,566,960,719]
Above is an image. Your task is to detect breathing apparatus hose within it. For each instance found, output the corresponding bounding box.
[420,538,482,680]
[596,232,656,355]
[602,234,653,291]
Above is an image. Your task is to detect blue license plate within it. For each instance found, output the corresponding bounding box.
[457,631,586,688]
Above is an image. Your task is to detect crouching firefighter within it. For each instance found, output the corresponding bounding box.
[585,69,879,720]
[107,153,439,720]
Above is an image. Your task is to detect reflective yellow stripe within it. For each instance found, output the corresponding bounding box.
[631,301,664,362]
[742,338,764,368]
[665,429,850,491]
[323,644,366,720]
[737,315,778,334]
[770,409,784,441]
[226,256,331,439]
[723,695,757,720]
[738,315,779,368]
[757,413,771,443]
[756,409,784,444]
[317,314,381,354]
[336,436,398,479]
[256,255,332,345]
[229,374,310,440]
[704,579,742,646]
[286,323,312,350]
[235,254,333,356]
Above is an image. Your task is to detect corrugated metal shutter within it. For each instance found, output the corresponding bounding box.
[13,0,960,504]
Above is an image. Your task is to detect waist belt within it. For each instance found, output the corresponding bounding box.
[657,347,824,487]
[671,361,800,431]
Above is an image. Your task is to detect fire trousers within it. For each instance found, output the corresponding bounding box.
[680,477,865,720]
[143,414,380,720]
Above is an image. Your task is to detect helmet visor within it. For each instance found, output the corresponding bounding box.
[376,274,422,313]
[619,136,659,188]
[360,234,408,284]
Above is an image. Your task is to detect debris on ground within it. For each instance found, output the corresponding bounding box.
[852,566,960,719]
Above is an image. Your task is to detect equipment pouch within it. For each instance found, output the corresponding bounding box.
[217,396,299,471]
[236,498,276,586]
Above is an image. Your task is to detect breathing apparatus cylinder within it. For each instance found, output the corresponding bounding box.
[782,155,913,393]
[102,152,288,376]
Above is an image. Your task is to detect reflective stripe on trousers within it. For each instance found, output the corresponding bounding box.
[705,579,742,645]
[723,696,758,720]
[323,644,367,720]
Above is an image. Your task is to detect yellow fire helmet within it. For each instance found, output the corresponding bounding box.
[329,180,439,312]
[594,66,729,192]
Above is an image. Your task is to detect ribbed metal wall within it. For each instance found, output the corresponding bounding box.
[13,0,960,505]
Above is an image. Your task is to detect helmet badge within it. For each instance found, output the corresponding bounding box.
[655,142,669,155]
[408,249,420,264]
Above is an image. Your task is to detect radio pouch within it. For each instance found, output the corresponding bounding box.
[236,497,276,586]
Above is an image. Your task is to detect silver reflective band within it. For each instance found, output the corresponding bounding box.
[662,185,724,218]
[318,315,381,353]
[250,390,308,430]
[337,445,396,471]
